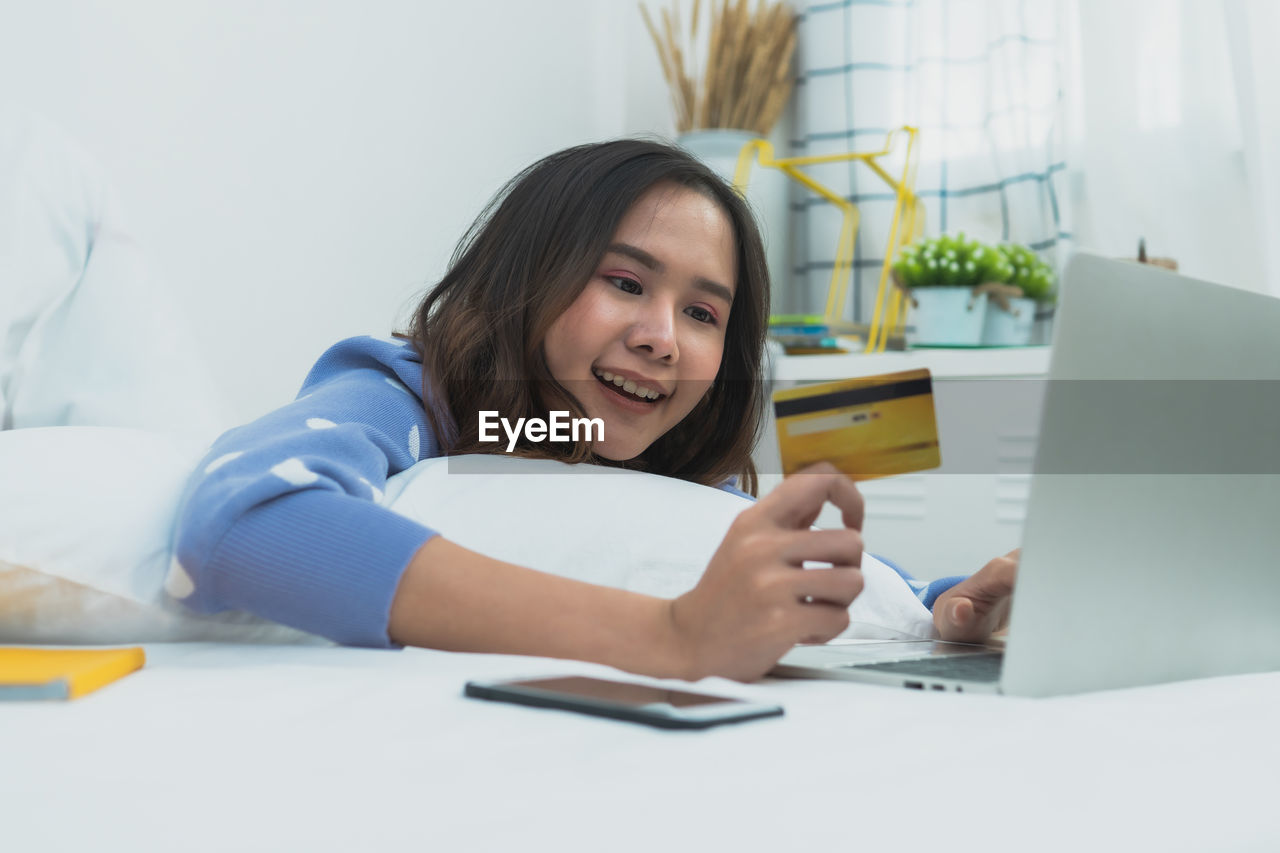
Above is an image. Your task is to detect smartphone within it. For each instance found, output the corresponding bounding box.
[464,675,784,730]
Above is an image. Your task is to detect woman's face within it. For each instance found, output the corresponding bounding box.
[543,182,737,461]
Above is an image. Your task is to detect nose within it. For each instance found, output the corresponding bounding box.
[624,300,679,362]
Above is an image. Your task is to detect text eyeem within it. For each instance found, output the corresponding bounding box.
[478,411,604,452]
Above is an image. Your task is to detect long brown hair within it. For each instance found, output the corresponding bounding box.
[407,139,770,494]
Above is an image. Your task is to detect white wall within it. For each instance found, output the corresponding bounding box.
[0,0,676,425]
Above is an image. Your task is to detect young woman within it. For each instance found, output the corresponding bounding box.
[172,140,1016,682]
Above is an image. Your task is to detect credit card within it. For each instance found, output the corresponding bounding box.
[773,369,941,480]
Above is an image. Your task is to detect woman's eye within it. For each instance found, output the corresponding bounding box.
[607,276,642,294]
[685,306,716,325]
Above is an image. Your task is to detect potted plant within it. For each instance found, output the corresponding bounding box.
[892,234,1005,346]
[981,243,1056,346]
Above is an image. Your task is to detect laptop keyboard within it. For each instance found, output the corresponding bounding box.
[846,653,1004,683]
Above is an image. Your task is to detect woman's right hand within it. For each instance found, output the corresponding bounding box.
[668,462,866,682]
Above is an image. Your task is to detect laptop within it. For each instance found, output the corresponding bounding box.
[772,252,1280,696]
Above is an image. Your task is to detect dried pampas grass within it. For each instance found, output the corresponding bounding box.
[640,0,797,136]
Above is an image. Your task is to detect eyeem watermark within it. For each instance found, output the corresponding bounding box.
[479,411,604,452]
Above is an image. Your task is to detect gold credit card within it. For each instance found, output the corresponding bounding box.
[773,369,941,480]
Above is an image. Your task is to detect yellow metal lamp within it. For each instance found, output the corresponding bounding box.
[729,126,925,354]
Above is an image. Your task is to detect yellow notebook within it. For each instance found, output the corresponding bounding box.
[0,647,146,700]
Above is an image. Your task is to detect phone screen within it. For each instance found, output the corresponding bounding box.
[465,675,784,729]
[503,676,741,707]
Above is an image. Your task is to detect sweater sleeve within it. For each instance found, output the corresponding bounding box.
[870,553,965,611]
[171,337,441,647]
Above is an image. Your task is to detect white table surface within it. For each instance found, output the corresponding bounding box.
[4,642,1277,853]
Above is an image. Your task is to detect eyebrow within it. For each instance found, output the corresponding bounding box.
[606,242,735,305]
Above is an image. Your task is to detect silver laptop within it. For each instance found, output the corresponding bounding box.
[772,252,1280,696]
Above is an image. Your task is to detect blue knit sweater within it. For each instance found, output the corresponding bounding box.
[172,336,964,646]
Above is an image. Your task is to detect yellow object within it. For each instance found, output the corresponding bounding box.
[773,369,941,480]
[730,127,924,353]
[0,647,145,700]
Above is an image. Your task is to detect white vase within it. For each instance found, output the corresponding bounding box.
[982,296,1037,346]
[906,288,989,347]
[677,130,791,315]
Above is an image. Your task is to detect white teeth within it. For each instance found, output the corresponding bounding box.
[594,369,662,401]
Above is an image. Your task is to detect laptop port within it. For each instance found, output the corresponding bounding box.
[904,681,924,690]
[931,684,945,691]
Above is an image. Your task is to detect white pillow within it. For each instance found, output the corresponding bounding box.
[0,426,319,644]
[382,455,935,640]
[0,428,932,644]
[0,110,97,423]
[0,109,227,438]
[2,426,210,604]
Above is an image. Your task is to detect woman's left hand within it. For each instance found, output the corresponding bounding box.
[932,549,1019,642]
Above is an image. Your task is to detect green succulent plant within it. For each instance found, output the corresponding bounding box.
[995,243,1056,303]
[892,234,1056,303]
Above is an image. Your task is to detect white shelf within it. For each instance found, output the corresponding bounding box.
[770,344,1051,381]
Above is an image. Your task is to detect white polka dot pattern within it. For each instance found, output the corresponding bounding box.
[205,451,243,474]
[359,477,385,503]
[165,556,196,599]
[174,335,442,647]
[271,457,319,486]
[371,486,384,503]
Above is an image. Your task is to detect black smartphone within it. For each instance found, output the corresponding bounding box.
[464,675,784,730]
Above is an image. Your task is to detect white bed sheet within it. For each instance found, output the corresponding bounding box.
[3,642,1277,852]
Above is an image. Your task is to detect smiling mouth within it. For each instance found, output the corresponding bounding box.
[592,370,666,404]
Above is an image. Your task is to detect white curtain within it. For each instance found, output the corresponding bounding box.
[789,0,1071,321]
[1231,1,1280,297]
[1066,0,1280,297]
